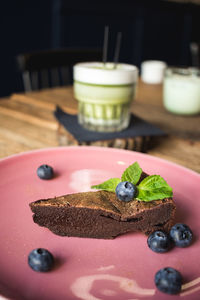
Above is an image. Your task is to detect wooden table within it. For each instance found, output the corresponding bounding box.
[0,80,200,173]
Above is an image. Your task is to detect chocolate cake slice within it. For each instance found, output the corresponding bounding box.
[30,190,176,239]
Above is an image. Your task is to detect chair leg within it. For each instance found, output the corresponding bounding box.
[22,71,32,92]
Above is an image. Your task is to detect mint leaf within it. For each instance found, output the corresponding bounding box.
[91,178,121,193]
[136,175,173,201]
[121,162,142,185]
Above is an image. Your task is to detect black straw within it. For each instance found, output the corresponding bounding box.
[102,26,109,65]
[113,32,122,68]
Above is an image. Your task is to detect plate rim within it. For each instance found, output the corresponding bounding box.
[0,145,199,178]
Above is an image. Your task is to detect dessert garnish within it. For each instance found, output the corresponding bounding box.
[147,230,172,253]
[37,164,54,180]
[170,223,193,247]
[115,181,137,202]
[147,223,193,254]
[91,162,173,202]
[28,248,54,272]
[155,267,182,295]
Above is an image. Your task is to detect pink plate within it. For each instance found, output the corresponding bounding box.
[0,146,200,300]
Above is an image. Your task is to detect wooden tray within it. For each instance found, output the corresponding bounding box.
[57,123,155,152]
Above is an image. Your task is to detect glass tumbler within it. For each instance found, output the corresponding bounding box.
[73,62,138,132]
[163,67,200,115]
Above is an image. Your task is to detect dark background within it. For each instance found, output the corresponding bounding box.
[1,0,200,97]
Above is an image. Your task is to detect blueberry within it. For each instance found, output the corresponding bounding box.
[37,164,54,180]
[170,223,193,247]
[155,267,182,294]
[147,231,171,253]
[28,248,54,272]
[115,181,136,202]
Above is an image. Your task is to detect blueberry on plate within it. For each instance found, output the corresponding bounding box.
[28,248,54,272]
[170,223,193,247]
[147,230,171,253]
[115,181,136,202]
[37,164,54,180]
[155,267,182,294]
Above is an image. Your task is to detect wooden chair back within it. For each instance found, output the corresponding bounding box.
[16,48,102,92]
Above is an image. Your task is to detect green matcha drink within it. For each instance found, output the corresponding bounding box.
[73,62,138,132]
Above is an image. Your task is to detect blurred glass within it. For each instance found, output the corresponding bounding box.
[163,67,200,115]
[141,60,167,84]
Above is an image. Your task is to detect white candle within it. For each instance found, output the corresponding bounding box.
[141,60,167,84]
[163,68,200,115]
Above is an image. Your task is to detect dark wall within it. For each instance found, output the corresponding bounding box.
[1,0,200,97]
[0,0,52,97]
[54,0,198,65]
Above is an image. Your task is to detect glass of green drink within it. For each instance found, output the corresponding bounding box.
[73,62,138,132]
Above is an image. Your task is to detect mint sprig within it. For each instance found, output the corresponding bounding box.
[91,162,141,193]
[121,162,142,185]
[91,178,121,193]
[91,162,173,202]
[136,175,173,201]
